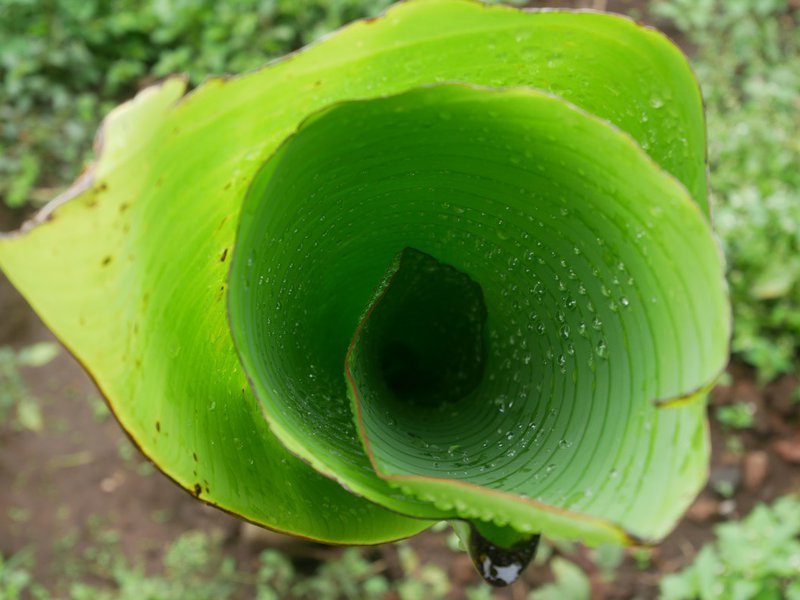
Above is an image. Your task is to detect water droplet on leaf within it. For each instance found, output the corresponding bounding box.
[465,525,541,587]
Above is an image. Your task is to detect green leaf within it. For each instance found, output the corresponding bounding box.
[231,83,727,543]
[0,0,728,552]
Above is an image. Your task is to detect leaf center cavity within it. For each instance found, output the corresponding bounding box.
[348,247,487,408]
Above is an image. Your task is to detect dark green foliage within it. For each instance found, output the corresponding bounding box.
[0,0,394,208]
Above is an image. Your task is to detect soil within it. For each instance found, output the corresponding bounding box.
[1,2,798,597]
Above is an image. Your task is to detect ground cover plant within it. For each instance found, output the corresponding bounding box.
[0,0,394,208]
[0,0,521,210]
[660,495,800,600]
[653,0,800,381]
[0,0,730,587]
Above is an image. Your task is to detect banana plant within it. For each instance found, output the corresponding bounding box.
[0,0,729,586]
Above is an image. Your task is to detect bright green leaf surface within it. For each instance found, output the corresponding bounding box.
[1,80,424,544]
[230,84,727,543]
[0,0,726,545]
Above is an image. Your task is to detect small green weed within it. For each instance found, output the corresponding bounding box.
[660,494,800,599]
[0,550,38,600]
[0,342,59,432]
[527,557,590,600]
[715,401,756,429]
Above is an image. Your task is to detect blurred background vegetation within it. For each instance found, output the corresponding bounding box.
[1,0,798,598]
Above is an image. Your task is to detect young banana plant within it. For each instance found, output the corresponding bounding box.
[0,0,729,586]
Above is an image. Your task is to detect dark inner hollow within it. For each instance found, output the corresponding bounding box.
[380,340,442,398]
[363,248,488,406]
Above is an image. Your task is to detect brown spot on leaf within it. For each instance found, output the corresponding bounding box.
[155,421,161,432]
[101,255,113,266]
[119,202,130,213]
[193,452,198,462]
[220,248,228,262]
[194,483,202,497]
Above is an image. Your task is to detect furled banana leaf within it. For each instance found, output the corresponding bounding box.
[0,0,729,584]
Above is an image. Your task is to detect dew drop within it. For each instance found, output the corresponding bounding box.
[465,525,541,587]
